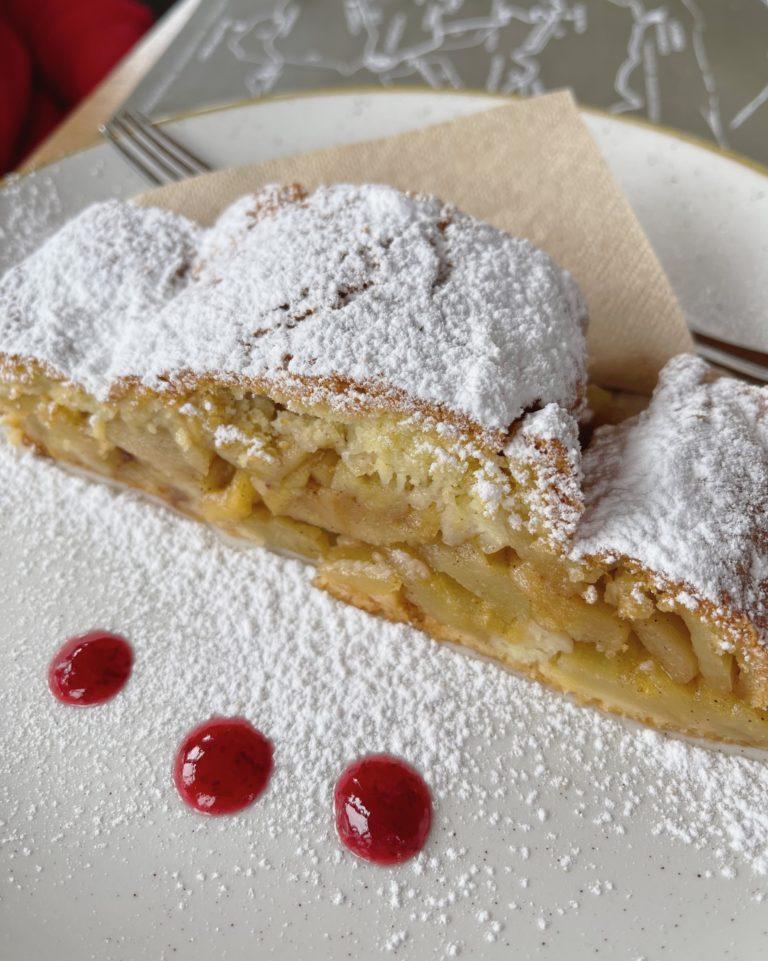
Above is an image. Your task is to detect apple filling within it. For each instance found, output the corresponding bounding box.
[3,369,768,747]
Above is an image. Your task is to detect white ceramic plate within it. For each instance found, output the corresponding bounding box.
[1,92,767,961]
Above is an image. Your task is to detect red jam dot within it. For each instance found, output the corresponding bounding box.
[48,630,133,706]
[173,717,274,815]
[334,754,432,865]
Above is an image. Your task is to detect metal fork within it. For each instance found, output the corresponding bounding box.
[100,109,210,185]
[690,328,768,384]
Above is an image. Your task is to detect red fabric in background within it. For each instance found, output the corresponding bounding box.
[0,0,153,172]
[0,18,32,172]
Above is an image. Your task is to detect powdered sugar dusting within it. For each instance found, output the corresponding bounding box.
[1,442,768,957]
[0,185,587,434]
[0,200,199,387]
[506,403,583,545]
[573,354,768,634]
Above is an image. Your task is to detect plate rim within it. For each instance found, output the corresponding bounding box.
[6,85,768,190]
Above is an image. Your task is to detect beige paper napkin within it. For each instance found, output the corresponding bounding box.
[137,90,693,396]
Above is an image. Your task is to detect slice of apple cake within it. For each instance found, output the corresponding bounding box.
[1,183,767,746]
[561,354,768,743]
[0,183,588,573]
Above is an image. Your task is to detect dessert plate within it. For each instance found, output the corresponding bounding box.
[1,91,767,961]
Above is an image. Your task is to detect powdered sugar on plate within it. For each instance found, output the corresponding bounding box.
[0,184,587,436]
[573,354,768,636]
[1,442,768,959]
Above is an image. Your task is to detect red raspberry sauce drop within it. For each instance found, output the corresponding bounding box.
[173,717,274,815]
[334,754,432,865]
[48,630,133,706]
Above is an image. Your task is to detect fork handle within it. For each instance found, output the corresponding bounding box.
[691,329,768,384]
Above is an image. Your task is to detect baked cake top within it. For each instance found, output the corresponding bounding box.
[0,200,200,392]
[573,354,768,637]
[0,183,587,440]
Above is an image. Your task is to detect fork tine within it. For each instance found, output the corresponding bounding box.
[101,107,211,186]
[109,114,188,182]
[126,111,210,176]
[100,122,165,186]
